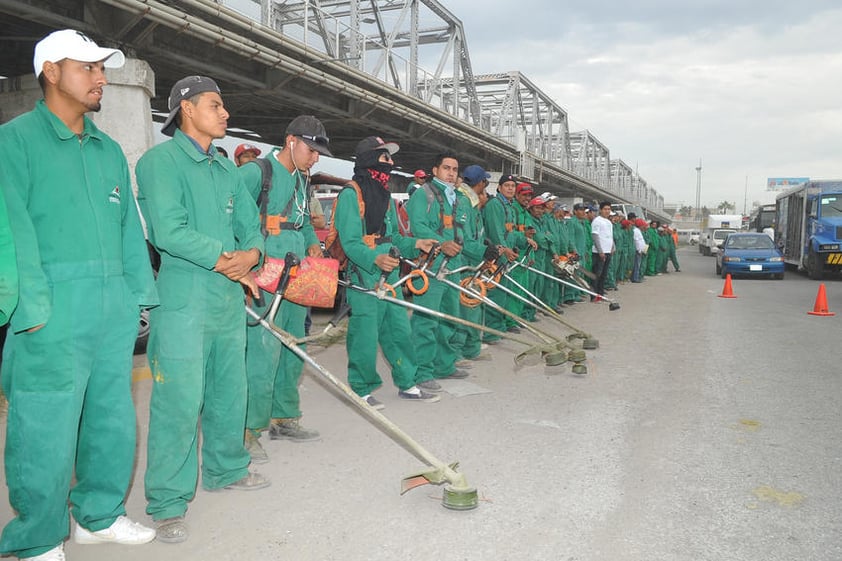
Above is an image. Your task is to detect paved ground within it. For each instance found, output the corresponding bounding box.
[2,246,841,560]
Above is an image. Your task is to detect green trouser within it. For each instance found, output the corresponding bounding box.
[246,294,307,429]
[523,256,546,320]
[145,289,249,521]
[669,247,681,270]
[605,252,618,288]
[657,248,668,273]
[483,280,508,342]
[542,269,559,309]
[346,288,424,396]
[410,276,459,379]
[645,248,658,276]
[0,278,138,558]
[451,288,483,360]
[505,266,528,322]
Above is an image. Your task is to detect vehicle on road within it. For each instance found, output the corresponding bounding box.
[715,232,784,279]
[699,214,743,255]
[776,180,842,280]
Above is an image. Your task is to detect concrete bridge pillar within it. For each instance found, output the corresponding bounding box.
[0,58,155,191]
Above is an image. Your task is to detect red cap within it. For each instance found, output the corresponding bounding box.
[635,218,648,229]
[516,182,534,195]
[528,196,545,207]
[235,143,261,159]
[414,169,428,179]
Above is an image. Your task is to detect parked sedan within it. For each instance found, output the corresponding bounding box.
[715,232,785,279]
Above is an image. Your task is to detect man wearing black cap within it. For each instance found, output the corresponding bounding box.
[333,136,439,408]
[241,115,329,461]
[136,75,268,544]
[481,174,528,339]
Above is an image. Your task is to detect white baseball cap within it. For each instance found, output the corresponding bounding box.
[33,29,125,77]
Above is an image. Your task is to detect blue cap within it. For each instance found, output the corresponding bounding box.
[462,165,491,186]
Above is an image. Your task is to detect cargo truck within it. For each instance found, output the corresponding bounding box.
[698,214,743,256]
[775,180,842,279]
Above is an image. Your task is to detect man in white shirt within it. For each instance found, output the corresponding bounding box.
[590,201,615,298]
[632,218,648,282]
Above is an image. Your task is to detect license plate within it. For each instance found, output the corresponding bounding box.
[749,264,762,271]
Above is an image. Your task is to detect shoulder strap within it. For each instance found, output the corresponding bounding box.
[422,183,450,236]
[251,158,273,238]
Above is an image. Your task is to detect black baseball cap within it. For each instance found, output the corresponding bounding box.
[354,136,399,158]
[499,173,517,185]
[162,76,221,137]
[286,115,333,157]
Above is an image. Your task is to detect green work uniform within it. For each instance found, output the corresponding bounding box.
[481,194,527,336]
[537,213,559,308]
[334,187,426,396]
[450,188,486,360]
[523,211,549,321]
[644,226,660,276]
[605,221,622,289]
[240,152,318,430]
[406,179,464,379]
[507,201,531,320]
[137,129,263,521]
[0,189,17,325]
[0,100,157,558]
[567,216,590,301]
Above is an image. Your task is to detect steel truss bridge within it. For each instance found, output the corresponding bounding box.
[0,0,664,216]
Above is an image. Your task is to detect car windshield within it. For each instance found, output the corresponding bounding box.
[725,235,774,250]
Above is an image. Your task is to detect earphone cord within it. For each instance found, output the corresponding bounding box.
[289,145,309,229]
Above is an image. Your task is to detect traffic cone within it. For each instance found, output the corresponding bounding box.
[718,273,737,298]
[807,283,835,316]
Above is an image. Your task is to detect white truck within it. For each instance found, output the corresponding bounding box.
[698,214,743,256]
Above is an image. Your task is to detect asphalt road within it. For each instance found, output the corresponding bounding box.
[2,246,840,560]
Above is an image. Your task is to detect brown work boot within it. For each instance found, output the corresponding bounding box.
[269,418,321,442]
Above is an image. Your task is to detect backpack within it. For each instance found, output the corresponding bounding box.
[324,181,364,270]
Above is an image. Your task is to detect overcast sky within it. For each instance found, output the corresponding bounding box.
[441,0,842,209]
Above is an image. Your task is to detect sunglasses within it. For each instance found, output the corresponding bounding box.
[297,134,330,146]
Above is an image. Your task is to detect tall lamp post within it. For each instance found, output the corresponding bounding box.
[695,158,702,218]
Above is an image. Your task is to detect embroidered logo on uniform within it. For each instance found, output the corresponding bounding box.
[108,186,121,204]
[226,198,234,214]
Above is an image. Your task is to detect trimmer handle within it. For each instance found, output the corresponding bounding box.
[277,251,301,295]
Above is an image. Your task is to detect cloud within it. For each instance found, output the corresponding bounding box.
[445,1,842,206]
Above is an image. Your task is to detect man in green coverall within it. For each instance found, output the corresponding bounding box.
[481,174,529,339]
[566,203,591,303]
[452,165,494,363]
[509,183,537,323]
[0,30,158,560]
[406,152,470,381]
[334,136,439,408]
[137,76,268,545]
[645,221,661,276]
[240,116,328,464]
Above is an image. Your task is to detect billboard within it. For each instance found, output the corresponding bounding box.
[767,177,809,191]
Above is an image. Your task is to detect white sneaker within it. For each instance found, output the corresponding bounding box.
[24,544,65,561]
[74,515,156,545]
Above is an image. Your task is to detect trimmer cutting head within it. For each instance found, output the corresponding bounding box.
[442,485,479,510]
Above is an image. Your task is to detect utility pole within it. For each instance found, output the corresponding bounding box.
[695,158,702,218]
[743,175,748,216]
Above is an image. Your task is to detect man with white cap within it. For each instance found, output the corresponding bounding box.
[0,30,158,560]
[136,75,268,544]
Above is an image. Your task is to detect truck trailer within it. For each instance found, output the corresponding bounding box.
[776,180,842,279]
[698,214,743,256]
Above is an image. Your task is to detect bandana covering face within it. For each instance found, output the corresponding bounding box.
[352,150,393,235]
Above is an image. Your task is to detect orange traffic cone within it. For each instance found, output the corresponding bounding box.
[718,273,737,298]
[807,283,835,316]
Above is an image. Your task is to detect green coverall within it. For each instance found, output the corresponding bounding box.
[481,194,526,338]
[450,189,486,360]
[567,216,590,301]
[240,153,319,430]
[507,202,531,320]
[606,221,622,289]
[137,130,263,521]
[0,100,157,558]
[645,226,660,276]
[334,186,427,396]
[406,179,465,379]
[523,211,550,321]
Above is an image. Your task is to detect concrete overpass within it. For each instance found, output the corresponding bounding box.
[0,0,668,221]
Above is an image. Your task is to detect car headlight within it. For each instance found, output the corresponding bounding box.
[819,244,840,251]
[769,257,782,262]
[723,256,741,262]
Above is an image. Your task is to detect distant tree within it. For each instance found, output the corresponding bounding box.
[715,201,736,213]
[701,206,711,218]
[679,205,693,216]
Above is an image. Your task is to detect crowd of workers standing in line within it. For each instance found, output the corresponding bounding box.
[0,29,680,561]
